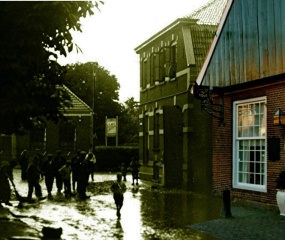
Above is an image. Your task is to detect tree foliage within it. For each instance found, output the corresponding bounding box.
[65,62,139,146]
[119,97,139,145]
[65,62,122,145]
[0,1,102,134]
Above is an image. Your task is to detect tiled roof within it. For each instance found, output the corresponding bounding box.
[183,0,228,76]
[62,85,93,116]
[190,24,217,76]
[184,0,228,25]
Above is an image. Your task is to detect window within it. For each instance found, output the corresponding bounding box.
[153,109,160,149]
[143,112,149,164]
[164,42,177,78]
[233,97,266,192]
[141,59,147,89]
[159,48,165,81]
[151,49,166,83]
[150,53,159,85]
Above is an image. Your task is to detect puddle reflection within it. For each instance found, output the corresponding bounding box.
[10,170,220,239]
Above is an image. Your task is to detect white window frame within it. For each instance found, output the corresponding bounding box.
[232,96,267,192]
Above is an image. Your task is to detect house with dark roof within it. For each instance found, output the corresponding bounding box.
[135,0,227,192]
[1,85,93,161]
[193,0,285,205]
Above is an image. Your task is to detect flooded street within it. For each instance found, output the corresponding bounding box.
[8,169,222,239]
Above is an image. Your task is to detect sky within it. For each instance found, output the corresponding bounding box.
[58,0,210,103]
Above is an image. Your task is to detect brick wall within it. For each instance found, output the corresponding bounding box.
[212,78,285,205]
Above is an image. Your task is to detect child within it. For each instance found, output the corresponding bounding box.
[111,173,126,218]
[120,163,127,182]
[130,158,140,185]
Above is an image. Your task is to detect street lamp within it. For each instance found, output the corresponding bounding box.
[273,108,285,126]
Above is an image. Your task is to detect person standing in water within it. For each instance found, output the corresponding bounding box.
[110,173,126,218]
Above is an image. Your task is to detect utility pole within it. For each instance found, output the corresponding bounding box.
[92,65,96,152]
[92,67,96,112]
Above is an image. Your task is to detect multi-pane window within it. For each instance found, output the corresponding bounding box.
[150,53,159,85]
[233,97,266,192]
[159,48,165,81]
[164,42,177,78]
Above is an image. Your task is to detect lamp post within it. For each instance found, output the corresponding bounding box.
[273,108,285,126]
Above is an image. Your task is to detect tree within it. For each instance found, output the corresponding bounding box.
[65,62,139,146]
[119,97,139,145]
[65,62,123,145]
[0,1,103,134]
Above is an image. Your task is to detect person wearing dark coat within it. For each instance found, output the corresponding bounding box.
[71,150,82,192]
[111,173,126,218]
[42,154,56,199]
[26,155,44,201]
[53,150,66,193]
[34,149,44,179]
[19,149,29,181]
[77,151,92,199]
[130,158,141,185]
[0,160,16,206]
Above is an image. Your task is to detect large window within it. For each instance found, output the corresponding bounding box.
[159,48,165,81]
[164,42,177,79]
[141,59,148,89]
[150,52,159,85]
[233,97,266,192]
[143,112,149,164]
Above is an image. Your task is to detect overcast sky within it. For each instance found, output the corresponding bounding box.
[58,0,210,103]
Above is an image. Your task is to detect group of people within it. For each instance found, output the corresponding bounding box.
[18,149,96,201]
[1,149,140,219]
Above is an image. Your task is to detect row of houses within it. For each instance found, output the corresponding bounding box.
[136,0,285,205]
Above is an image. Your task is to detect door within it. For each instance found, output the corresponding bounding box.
[163,106,183,188]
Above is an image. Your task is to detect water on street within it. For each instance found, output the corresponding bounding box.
[8,169,222,240]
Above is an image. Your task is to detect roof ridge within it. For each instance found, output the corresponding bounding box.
[185,0,217,18]
[183,0,228,25]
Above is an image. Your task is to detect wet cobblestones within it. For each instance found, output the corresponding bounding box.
[5,169,219,239]
[2,169,285,239]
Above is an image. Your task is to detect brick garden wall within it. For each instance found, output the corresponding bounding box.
[212,78,285,205]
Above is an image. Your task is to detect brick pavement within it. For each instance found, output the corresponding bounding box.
[188,201,285,240]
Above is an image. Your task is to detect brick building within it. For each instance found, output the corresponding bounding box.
[193,0,285,204]
[135,0,227,192]
[0,85,93,161]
